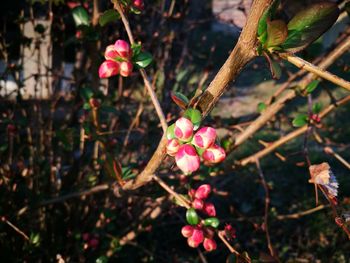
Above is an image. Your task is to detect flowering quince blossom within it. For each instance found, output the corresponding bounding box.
[174,117,194,142]
[98,39,133,78]
[175,144,200,175]
[181,225,216,251]
[133,0,144,10]
[202,144,226,164]
[166,114,226,174]
[192,127,216,149]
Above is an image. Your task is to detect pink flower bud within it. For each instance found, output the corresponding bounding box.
[202,144,226,164]
[88,238,99,249]
[203,238,217,251]
[174,117,194,141]
[195,184,211,200]
[104,45,119,60]
[175,145,200,174]
[188,228,204,247]
[114,40,132,58]
[192,198,204,210]
[98,60,119,78]
[166,138,180,156]
[192,127,216,149]
[181,225,194,238]
[203,202,216,217]
[119,61,133,77]
[133,0,144,10]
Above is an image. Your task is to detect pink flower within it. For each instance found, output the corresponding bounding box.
[98,60,120,78]
[104,45,120,60]
[175,145,200,174]
[133,0,144,10]
[174,117,194,142]
[192,198,204,210]
[187,228,204,247]
[119,61,133,77]
[202,144,226,164]
[203,238,217,251]
[192,127,216,149]
[166,138,180,156]
[203,202,216,217]
[194,184,211,200]
[181,225,194,238]
[114,39,132,58]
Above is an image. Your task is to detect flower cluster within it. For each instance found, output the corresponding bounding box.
[166,116,226,174]
[189,184,216,216]
[181,225,217,251]
[99,40,133,78]
[181,184,218,251]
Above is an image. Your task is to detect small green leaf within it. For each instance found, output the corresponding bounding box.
[203,217,220,228]
[131,43,142,57]
[30,233,40,246]
[305,79,320,93]
[257,0,280,37]
[282,2,339,53]
[134,52,153,68]
[257,102,267,113]
[312,102,323,114]
[80,87,94,100]
[96,256,109,263]
[99,9,120,27]
[266,20,288,48]
[186,208,199,225]
[183,108,202,130]
[166,124,175,139]
[171,91,189,109]
[72,6,90,27]
[292,114,308,127]
[270,60,282,79]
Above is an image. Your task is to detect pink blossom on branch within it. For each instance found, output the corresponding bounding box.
[166,138,180,156]
[202,144,226,164]
[203,238,217,251]
[114,39,132,58]
[119,61,133,77]
[203,202,216,217]
[192,127,216,149]
[175,144,200,174]
[194,184,211,200]
[174,117,194,142]
[98,61,120,78]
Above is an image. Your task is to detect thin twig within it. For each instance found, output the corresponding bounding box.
[276,205,327,220]
[113,0,168,132]
[2,217,30,241]
[255,159,278,261]
[279,53,350,92]
[239,95,350,165]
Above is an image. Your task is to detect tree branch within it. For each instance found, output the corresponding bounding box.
[122,0,274,190]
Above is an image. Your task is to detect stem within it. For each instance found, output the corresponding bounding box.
[279,53,350,92]
[113,0,168,132]
[255,160,278,261]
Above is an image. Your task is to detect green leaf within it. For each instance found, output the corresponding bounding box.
[99,9,120,27]
[72,6,90,27]
[270,60,282,79]
[257,0,280,37]
[183,108,202,130]
[312,102,323,114]
[186,208,199,225]
[80,87,94,100]
[292,114,308,127]
[131,43,142,57]
[203,217,220,228]
[171,91,189,109]
[305,79,320,93]
[281,2,339,53]
[266,20,288,48]
[134,52,153,68]
[166,124,175,139]
[96,256,109,263]
[30,233,40,246]
[257,102,267,113]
